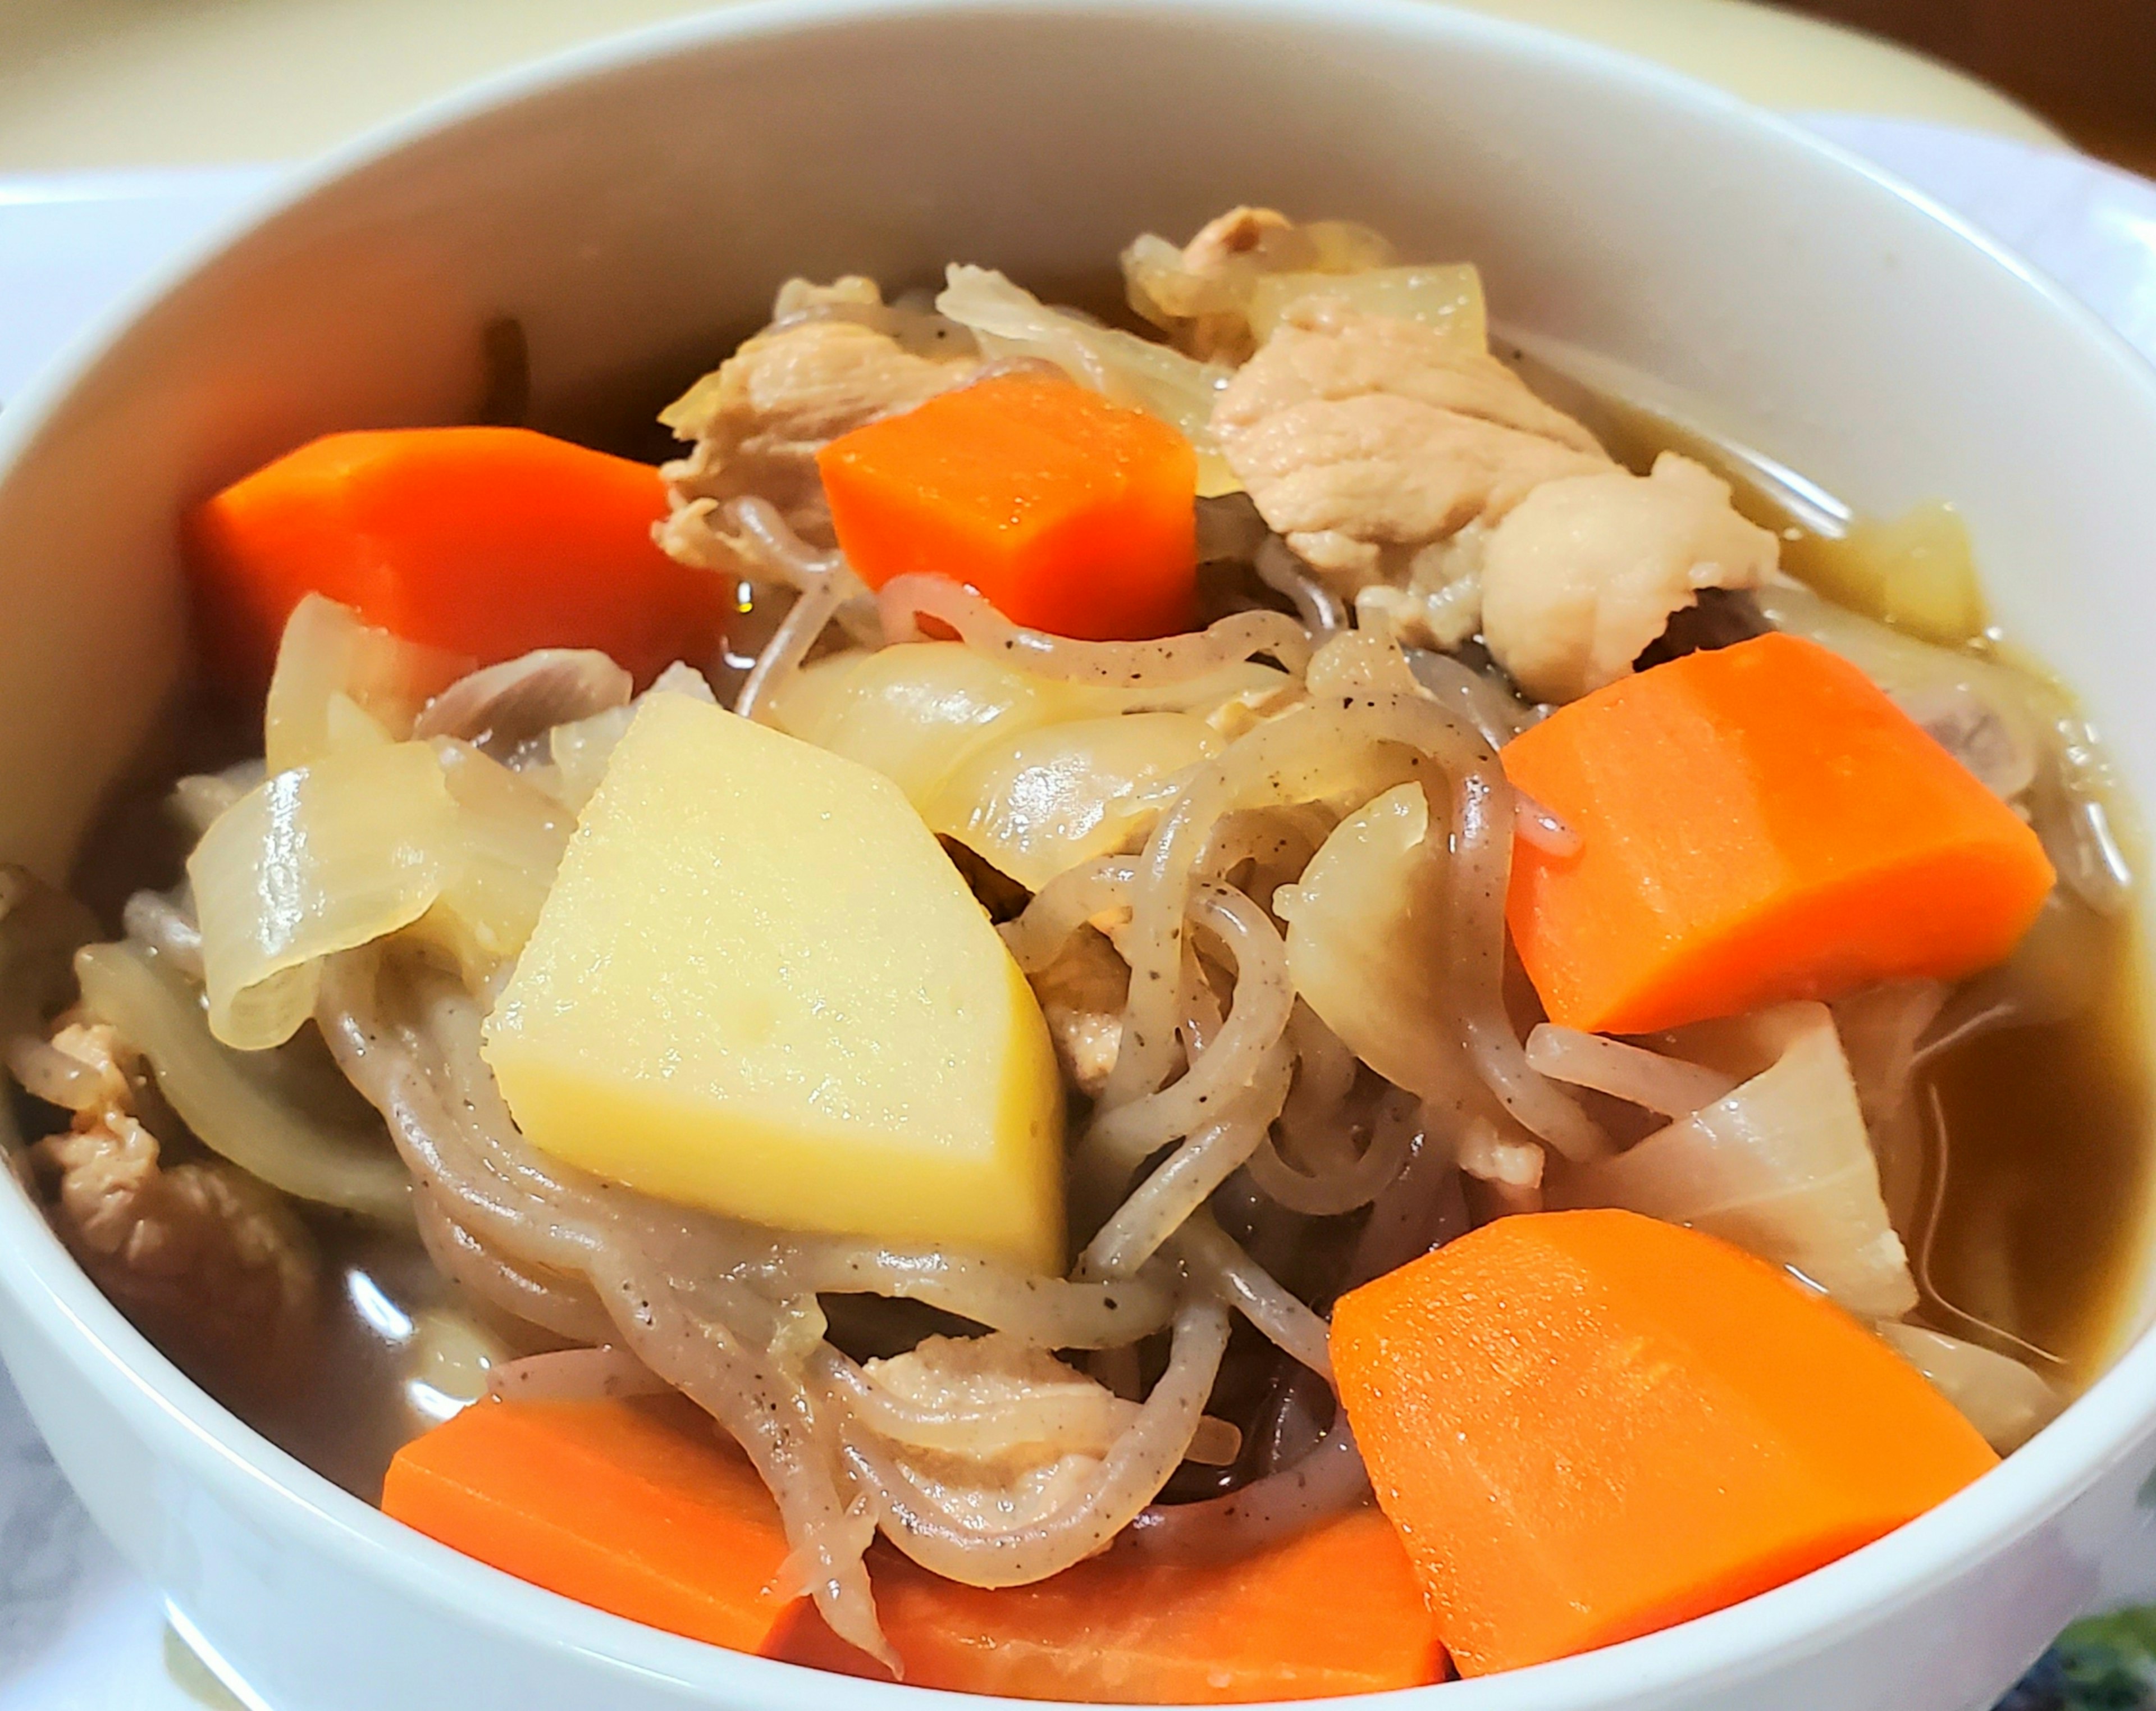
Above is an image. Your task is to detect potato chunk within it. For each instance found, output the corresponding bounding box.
[483,693,1065,1271]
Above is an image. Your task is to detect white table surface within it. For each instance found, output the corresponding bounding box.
[2,113,2154,1710]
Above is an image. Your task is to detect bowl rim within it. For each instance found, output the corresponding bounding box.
[4,1,2156,1705]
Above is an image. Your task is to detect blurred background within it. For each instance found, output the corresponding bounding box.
[0,0,2148,172]
[1788,0,2153,172]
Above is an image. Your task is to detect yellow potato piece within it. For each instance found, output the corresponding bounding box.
[482,692,1066,1271]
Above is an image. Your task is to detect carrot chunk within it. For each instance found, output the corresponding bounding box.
[772,1513,1448,1702]
[381,1395,801,1655]
[1330,1209,1997,1676]
[816,374,1199,640]
[386,1393,1443,1699]
[186,427,728,697]
[1500,630,2055,1033]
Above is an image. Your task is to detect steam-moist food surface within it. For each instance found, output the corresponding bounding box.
[4,206,2148,1693]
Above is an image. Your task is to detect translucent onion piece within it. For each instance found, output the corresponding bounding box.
[546,704,635,812]
[1829,979,1948,1236]
[73,939,409,1219]
[408,1307,510,1415]
[424,741,573,970]
[414,649,632,754]
[191,739,570,1048]
[1121,215,1395,362]
[935,712,1220,892]
[545,661,719,810]
[264,594,473,775]
[172,763,263,838]
[770,640,1289,886]
[1276,783,1483,1116]
[1877,1321,2061,1451]
[1185,1417,1242,1466]
[1246,263,1487,351]
[771,643,1120,809]
[935,264,1239,495]
[1556,1002,1918,1319]
[1524,1024,1739,1118]
[192,742,460,1048]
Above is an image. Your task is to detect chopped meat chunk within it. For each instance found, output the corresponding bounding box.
[1026,926,1128,1098]
[1478,451,1780,704]
[658,277,978,568]
[1352,523,1490,652]
[25,1019,316,1384]
[1212,301,1613,588]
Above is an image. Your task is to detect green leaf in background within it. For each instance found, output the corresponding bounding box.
[1999,1610,2156,1710]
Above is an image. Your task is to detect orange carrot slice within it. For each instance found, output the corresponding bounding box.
[385,1393,1445,1700]
[773,1512,1448,1702]
[1500,631,2055,1033]
[186,427,728,697]
[816,374,1198,640]
[1330,1209,1997,1676]
[381,1395,800,1655]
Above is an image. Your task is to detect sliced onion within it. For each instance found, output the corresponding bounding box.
[1555,1002,1917,1319]
[1877,1322,2061,1451]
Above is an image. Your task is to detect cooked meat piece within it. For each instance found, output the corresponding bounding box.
[658,277,978,568]
[1351,523,1490,653]
[1478,451,1779,704]
[27,1019,316,1384]
[1212,301,1613,588]
[1027,926,1129,1098]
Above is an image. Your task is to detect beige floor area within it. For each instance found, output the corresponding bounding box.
[0,0,2062,174]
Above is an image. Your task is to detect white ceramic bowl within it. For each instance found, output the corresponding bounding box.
[4,3,2156,1707]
